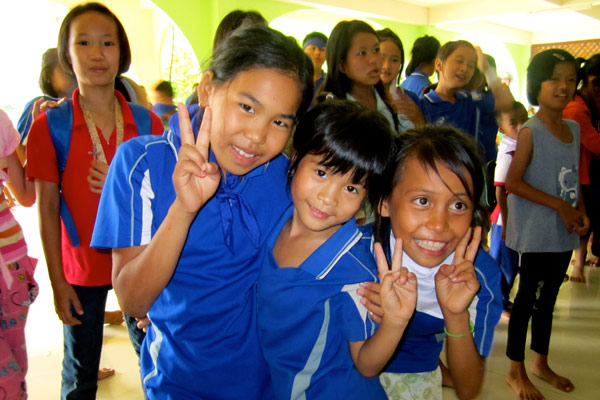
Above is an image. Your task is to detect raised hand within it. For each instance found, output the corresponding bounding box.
[390,90,425,126]
[435,227,482,316]
[32,97,67,120]
[374,239,417,325]
[172,103,221,215]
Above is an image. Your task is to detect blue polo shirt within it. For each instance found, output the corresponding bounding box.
[92,105,291,399]
[257,206,386,399]
[362,226,502,373]
[419,89,495,139]
[401,70,431,96]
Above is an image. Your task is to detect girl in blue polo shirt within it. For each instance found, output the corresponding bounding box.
[91,26,313,399]
[257,99,417,400]
[369,126,502,399]
[419,40,513,147]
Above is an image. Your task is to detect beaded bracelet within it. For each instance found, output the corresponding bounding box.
[444,320,474,338]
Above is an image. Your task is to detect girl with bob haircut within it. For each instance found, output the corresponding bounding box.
[505,48,587,400]
[321,20,398,132]
[257,98,415,399]
[91,25,314,399]
[364,126,502,399]
[27,2,163,397]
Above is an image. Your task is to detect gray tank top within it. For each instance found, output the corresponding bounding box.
[506,116,580,253]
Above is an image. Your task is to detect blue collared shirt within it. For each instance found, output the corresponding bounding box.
[92,105,291,399]
[257,206,386,399]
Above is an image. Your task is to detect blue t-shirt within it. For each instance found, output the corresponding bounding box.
[257,207,386,399]
[362,226,502,373]
[419,89,495,141]
[401,70,430,96]
[92,105,291,399]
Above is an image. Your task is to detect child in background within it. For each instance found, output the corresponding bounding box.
[420,40,513,154]
[563,54,600,282]
[401,35,440,96]
[366,126,502,400]
[26,3,163,397]
[0,110,37,399]
[257,99,416,399]
[489,101,528,314]
[303,31,328,94]
[151,80,177,129]
[321,20,398,132]
[505,49,587,399]
[377,28,424,131]
[91,25,313,399]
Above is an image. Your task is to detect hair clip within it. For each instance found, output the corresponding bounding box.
[553,52,565,61]
[325,92,335,100]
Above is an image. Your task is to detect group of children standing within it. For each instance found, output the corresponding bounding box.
[0,2,596,400]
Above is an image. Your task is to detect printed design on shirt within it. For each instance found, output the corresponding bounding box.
[557,166,578,206]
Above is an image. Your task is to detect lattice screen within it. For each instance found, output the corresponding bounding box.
[532,39,600,59]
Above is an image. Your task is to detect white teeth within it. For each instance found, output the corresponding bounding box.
[233,145,255,158]
[415,239,446,251]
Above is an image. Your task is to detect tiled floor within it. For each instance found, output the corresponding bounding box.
[19,204,600,399]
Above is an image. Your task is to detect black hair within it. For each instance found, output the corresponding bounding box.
[377,28,405,85]
[321,20,397,130]
[302,31,328,47]
[154,80,174,98]
[207,25,313,121]
[58,2,131,76]
[405,35,440,77]
[290,99,395,209]
[213,10,267,51]
[437,40,475,63]
[373,125,487,243]
[576,54,600,89]
[527,49,576,106]
[39,48,61,97]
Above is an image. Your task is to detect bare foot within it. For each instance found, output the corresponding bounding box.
[569,272,585,283]
[98,367,115,380]
[531,363,574,393]
[439,359,454,388]
[104,310,124,325]
[506,366,545,399]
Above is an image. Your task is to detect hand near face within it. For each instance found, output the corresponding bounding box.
[172,104,221,215]
[435,226,481,316]
[374,238,417,325]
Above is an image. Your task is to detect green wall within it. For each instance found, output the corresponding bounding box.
[151,0,530,100]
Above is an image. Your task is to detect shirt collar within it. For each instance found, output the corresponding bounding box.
[424,89,468,104]
[71,87,137,132]
[270,205,364,279]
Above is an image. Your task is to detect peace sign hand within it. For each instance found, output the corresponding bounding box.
[435,227,482,316]
[172,104,221,215]
[374,239,417,325]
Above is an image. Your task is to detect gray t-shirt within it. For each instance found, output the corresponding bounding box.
[506,116,580,253]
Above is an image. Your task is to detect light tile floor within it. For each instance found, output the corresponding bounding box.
[18,204,600,399]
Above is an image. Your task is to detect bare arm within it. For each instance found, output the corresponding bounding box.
[349,240,417,377]
[506,127,585,232]
[495,186,508,240]
[436,227,484,399]
[112,105,220,317]
[5,152,35,206]
[36,179,83,325]
[476,47,514,112]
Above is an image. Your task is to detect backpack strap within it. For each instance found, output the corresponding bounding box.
[129,103,152,136]
[45,100,152,247]
[46,100,81,247]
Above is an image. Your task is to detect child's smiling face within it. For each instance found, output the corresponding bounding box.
[290,154,366,238]
[380,156,474,267]
[202,68,301,176]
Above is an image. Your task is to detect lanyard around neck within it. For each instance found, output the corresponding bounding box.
[80,95,124,164]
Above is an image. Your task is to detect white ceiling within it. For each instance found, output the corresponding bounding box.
[283,0,600,44]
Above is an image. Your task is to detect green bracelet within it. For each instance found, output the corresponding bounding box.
[444,320,474,338]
